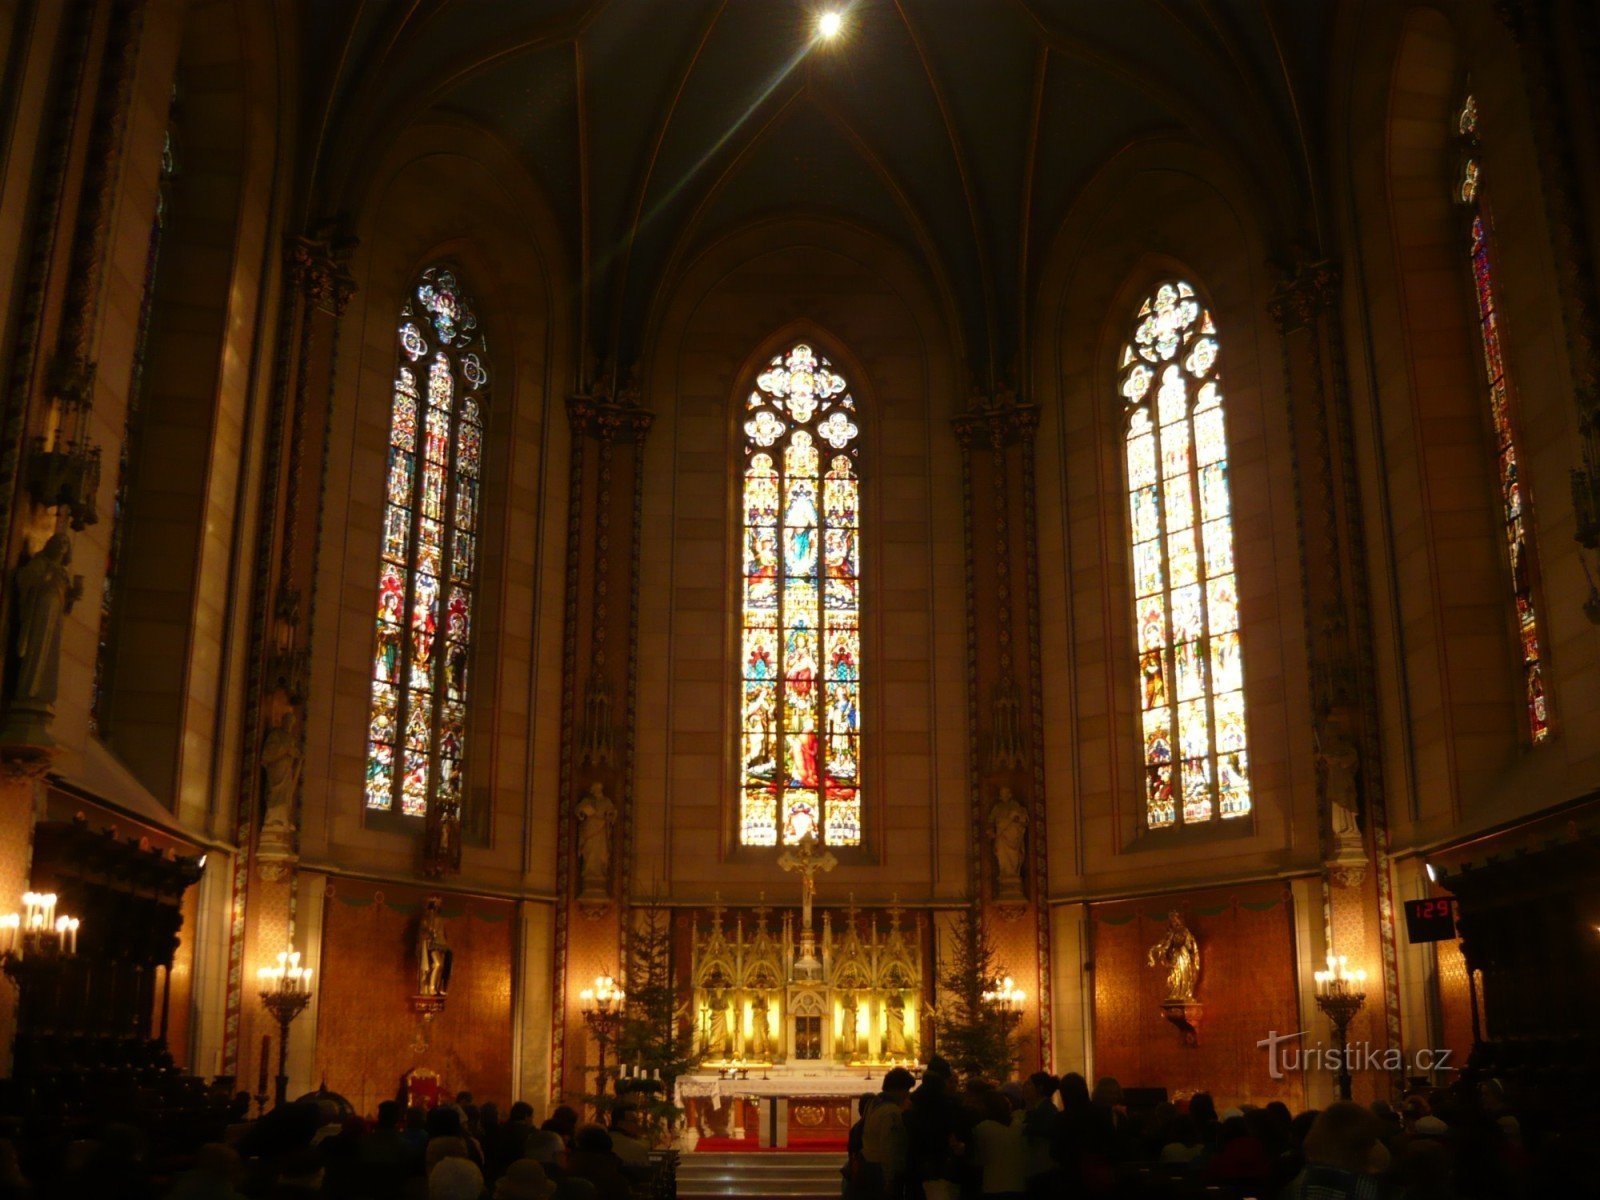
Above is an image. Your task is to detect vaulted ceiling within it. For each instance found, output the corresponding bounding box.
[306,0,1333,384]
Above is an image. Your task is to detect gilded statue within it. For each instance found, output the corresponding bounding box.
[1147,911,1200,1002]
[750,992,771,1059]
[417,895,453,996]
[885,991,908,1058]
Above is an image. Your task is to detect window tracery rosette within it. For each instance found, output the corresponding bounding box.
[1455,93,1549,742]
[1120,282,1251,830]
[739,343,861,847]
[366,267,489,817]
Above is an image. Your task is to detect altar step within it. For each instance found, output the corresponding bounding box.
[677,1150,845,1199]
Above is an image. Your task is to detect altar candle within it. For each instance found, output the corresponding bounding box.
[258,1034,270,1095]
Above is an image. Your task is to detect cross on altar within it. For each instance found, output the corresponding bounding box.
[778,832,836,931]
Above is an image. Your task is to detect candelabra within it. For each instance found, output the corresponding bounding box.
[579,974,626,1094]
[983,974,1027,1039]
[257,948,314,1109]
[0,891,80,980]
[1313,954,1367,1101]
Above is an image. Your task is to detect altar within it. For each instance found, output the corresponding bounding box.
[678,836,928,1148]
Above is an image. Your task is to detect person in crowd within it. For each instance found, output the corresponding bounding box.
[1019,1071,1059,1198]
[604,1104,650,1174]
[903,1070,963,1200]
[541,1106,580,1148]
[564,1125,630,1200]
[842,1091,879,1200]
[355,1100,418,1197]
[860,1067,915,1198]
[521,1129,568,1183]
[494,1158,555,1200]
[165,1144,246,1200]
[425,1105,483,1174]
[1157,1114,1205,1165]
[1283,1101,1384,1200]
[265,1147,326,1200]
[970,1089,1027,1200]
[1187,1091,1220,1148]
[429,1156,485,1200]
[487,1101,536,1178]
[1203,1114,1270,1190]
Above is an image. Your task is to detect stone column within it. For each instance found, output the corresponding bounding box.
[1270,260,1399,1100]
[220,226,354,1081]
[551,374,652,1102]
[952,389,1052,1071]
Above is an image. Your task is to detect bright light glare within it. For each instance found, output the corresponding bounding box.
[817,11,843,39]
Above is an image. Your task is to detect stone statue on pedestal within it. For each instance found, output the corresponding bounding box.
[576,782,617,898]
[260,714,300,831]
[3,532,82,746]
[988,786,1028,901]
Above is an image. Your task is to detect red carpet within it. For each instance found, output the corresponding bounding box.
[693,1135,848,1153]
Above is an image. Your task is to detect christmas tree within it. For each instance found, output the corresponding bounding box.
[607,892,700,1141]
[932,901,1020,1079]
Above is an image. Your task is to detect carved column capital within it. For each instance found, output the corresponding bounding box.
[287,225,358,316]
[952,393,1039,451]
[1268,260,1342,334]
[567,392,654,445]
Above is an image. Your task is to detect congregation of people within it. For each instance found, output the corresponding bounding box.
[839,1060,1595,1200]
[0,1064,1594,1200]
[0,1088,661,1200]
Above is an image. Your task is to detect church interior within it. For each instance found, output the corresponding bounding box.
[1,0,1599,1194]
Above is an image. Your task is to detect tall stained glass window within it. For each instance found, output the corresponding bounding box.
[365,267,489,816]
[1119,282,1250,830]
[739,343,861,847]
[1456,94,1549,742]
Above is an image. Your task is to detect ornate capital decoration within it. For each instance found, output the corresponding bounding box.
[1268,259,1342,334]
[567,372,654,444]
[288,225,358,316]
[952,385,1039,450]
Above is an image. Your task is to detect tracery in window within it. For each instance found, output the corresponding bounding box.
[1456,93,1548,742]
[1119,282,1250,830]
[365,268,488,816]
[739,343,861,847]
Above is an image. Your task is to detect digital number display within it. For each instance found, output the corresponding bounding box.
[1404,897,1458,943]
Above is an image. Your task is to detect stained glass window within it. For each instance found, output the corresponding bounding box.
[1119,282,1250,829]
[366,267,488,816]
[740,343,861,846]
[1456,95,1548,742]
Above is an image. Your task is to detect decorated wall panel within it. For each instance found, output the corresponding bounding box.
[1091,882,1300,1107]
[315,879,513,1116]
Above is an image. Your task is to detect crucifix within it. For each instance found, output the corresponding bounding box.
[779,832,836,976]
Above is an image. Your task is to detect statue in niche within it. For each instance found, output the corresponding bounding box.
[988,786,1029,900]
[706,986,732,1058]
[1147,911,1200,1002]
[1317,721,1362,844]
[885,992,908,1058]
[839,993,859,1058]
[5,532,81,741]
[576,782,617,898]
[750,992,771,1059]
[417,895,453,996]
[259,713,301,831]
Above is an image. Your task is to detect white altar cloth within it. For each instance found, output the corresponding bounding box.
[675,1069,882,1106]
